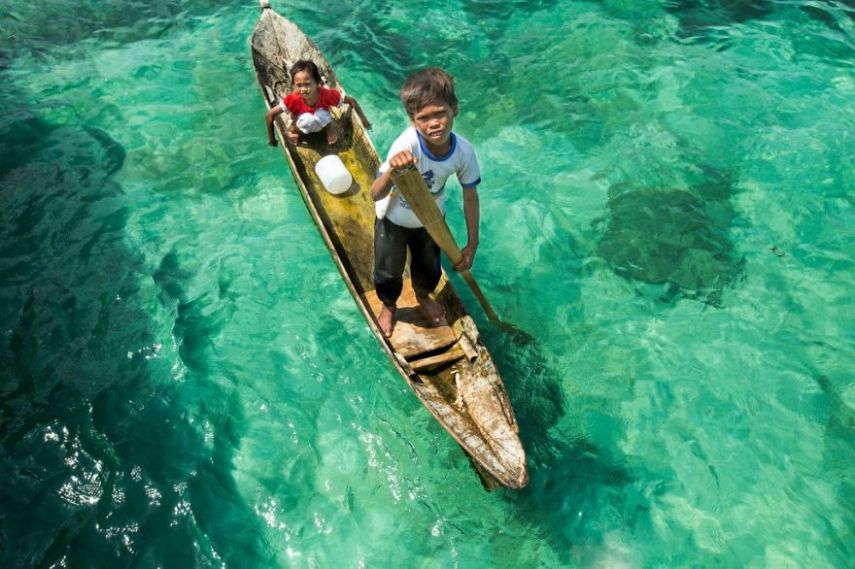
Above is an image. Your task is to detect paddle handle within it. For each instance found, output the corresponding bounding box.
[423,217,464,264]
[390,168,498,321]
[460,270,499,321]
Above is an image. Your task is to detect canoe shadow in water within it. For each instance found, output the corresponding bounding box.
[482,325,657,565]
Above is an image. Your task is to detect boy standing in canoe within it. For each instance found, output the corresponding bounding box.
[371,68,482,337]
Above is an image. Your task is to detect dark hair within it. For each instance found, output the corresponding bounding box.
[400,67,458,117]
[290,60,322,84]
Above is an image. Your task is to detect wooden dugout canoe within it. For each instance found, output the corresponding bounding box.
[250,1,528,489]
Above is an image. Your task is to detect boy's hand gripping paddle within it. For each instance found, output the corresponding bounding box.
[389,166,498,321]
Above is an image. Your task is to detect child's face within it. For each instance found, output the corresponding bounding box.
[411,102,456,152]
[292,70,320,104]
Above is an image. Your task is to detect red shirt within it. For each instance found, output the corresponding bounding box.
[283,87,342,116]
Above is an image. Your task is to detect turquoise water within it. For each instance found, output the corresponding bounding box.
[1,0,853,566]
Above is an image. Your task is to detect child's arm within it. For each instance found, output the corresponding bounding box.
[370,150,415,201]
[343,95,372,130]
[265,104,285,146]
[455,187,480,272]
[370,169,394,201]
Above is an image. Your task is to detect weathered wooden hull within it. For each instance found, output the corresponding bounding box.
[251,3,528,489]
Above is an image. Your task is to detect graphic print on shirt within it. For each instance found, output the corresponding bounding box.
[423,170,435,192]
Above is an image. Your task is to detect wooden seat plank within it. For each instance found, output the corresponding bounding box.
[363,279,457,359]
[409,345,465,372]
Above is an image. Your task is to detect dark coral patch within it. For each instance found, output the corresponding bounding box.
[596,190,744,305]
[666,0,773,28]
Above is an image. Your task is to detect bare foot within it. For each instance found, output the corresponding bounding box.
[416,294,446,326]
[286,125,300,145]
[379,304,396,338]
[325,123,339,145]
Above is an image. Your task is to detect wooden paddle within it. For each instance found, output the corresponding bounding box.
[389,166,498,320]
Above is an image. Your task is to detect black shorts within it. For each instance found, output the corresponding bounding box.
[373,216,441,307]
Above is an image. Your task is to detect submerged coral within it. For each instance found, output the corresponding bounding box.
[596,189,744,305]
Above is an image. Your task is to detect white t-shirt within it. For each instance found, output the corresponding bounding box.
[376,127,481,228]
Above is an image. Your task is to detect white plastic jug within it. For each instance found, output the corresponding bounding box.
[315,155,353,195]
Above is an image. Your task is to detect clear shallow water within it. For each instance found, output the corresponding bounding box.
[1,0,853,566]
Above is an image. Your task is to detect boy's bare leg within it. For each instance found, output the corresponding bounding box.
[416,293,445,325]
[324,122,339,145]
[379,304,396,337]
[286,123,300,145]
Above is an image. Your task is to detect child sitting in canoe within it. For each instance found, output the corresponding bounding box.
[266,59,371,146]
[370,68,481,337]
